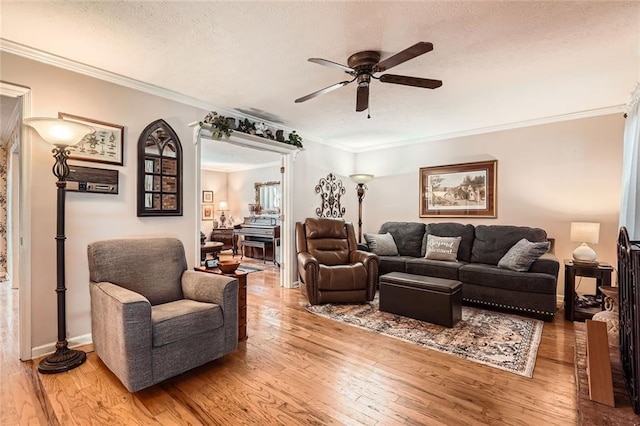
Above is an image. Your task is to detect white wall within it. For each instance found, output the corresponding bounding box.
[228,165,281,221]
[357,113,625,295]
[1,52,210,349]
[291,140,359,225]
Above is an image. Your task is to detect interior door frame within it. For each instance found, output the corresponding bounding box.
[1,81,33,360]
[191,124,298,288]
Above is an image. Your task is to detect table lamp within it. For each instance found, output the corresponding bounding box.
[570,222,600,264]
[218,200,229,228]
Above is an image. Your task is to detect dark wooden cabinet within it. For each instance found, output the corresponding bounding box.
[564,259,613,322]
[137,119,183,216]
[210,228,234,250]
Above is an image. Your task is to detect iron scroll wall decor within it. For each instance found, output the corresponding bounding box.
[315,173,346,218]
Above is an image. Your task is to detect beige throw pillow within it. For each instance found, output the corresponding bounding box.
[425,235,461,261]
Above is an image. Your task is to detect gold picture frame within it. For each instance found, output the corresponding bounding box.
[419,160,497,218]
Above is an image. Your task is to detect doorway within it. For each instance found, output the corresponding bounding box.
[193,126,297,288]
[1,82,33,360]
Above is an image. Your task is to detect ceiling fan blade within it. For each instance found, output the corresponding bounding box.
[374,42,434,72]
[379,74,443,89]
[294,80,352,103]
[356,85,369,112]
[308,58,355,73]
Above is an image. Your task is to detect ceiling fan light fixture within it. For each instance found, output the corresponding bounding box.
[295,41,441,111]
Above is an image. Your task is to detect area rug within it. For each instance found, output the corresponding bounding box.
[305,296,543,378]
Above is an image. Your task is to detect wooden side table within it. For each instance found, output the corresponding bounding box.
[194,266,248,342]
[564,259,613,322]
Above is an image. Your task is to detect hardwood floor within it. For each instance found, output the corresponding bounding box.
[2,257,579,425]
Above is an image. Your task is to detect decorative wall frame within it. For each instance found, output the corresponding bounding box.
[202,190,214,203]
[315,173,346,218]
[58,112,124,166]
[137,119,183,217]
[419,160,497,218]
[202,204,215,220]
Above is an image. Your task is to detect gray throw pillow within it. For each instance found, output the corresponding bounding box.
[498,238,550,272]
[425,235,462,261]
[364,232,399,256]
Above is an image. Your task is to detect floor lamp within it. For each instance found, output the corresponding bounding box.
[349,174,374,244]
[24,117,94,374]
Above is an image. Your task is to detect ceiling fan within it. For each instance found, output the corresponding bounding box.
[295,42,442,112]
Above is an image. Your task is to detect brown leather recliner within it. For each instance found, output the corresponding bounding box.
[296,218,379,305]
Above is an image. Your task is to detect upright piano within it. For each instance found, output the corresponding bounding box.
[233,216,280,265]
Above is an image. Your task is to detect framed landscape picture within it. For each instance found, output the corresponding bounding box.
[58,112,124,166]
[419,160,497,218]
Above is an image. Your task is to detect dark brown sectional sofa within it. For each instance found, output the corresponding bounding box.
[362,222,559,321]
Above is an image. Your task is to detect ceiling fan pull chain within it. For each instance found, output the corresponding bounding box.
[367,105,371,119]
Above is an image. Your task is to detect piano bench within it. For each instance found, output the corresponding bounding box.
[241,240,268,263]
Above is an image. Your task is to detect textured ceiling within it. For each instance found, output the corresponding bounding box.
[1,1,638,154]
[0,95,19,142]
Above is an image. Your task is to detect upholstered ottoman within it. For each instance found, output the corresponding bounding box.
[379,272,462,327]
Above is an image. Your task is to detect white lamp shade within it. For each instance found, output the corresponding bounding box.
[570,222,600,244]
[218,201,229,211]
[349,174,374,184]
[24,117,94,147]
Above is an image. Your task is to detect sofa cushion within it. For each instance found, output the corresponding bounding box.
[151,300,223,347]
[379,222,426,257]
[422,223,475,262]
[498,238,550,272]
[363,232,399,256]
[378,255,413,275]
[471,225,547,266]
[406,258,465,281]
[459,263,557,295]
[425,235,462,261]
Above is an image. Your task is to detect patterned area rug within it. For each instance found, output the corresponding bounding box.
[305,296,543,378]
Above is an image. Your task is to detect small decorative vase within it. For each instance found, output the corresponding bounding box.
[592,285,619,346]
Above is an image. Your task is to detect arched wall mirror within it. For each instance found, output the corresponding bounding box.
[255,181,280,215]
[137,119,183,216]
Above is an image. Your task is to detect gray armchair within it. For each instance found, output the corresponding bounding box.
[87,237,238,392]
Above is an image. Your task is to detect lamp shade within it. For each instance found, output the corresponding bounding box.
[570,222,600,244]
[349,174,374,184]
[218,200,229,211]
[24,117,93,148]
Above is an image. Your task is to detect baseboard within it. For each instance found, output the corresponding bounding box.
[31,333,93,360]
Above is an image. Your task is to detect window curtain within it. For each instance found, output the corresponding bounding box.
[620,83,640,239]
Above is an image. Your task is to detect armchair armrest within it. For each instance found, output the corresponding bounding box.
[182,270,237,306]
[297,252,320,304]
[183,270,239,349]
[350,250,380,300]
[89,281,153,392]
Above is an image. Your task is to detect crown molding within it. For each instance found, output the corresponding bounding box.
[356,105,626,152]
[0,38,322,148]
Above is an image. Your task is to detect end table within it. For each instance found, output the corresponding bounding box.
[564,259,613,322]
